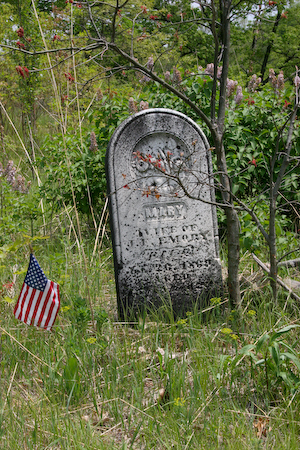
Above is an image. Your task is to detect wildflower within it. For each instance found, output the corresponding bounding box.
[86,337,97,344]
[5,161,16,185]
[230,333,238,340]
[277,70,285,90]
[97,89,103,100]
[164,71,171,81]
[294,75,300,88]
[139,100,149,110]
[90,131,98,153]
[220,327,233,335]
[17,27,24,38]
[149,15,158,20]
[26,37,32,42]
[167,13,172,20]
[204,63,214,77]
[61,306,71,312]
[139,74,151,83]
[53,34,61,41]
[129,97,138,114]
[247,309,256,317]
[23,66,29,77]
[227,78,238,97]
[186,311,192,316]
[13,175,26,193]
[248,98,255,105]
[146,56,154,71]
[284,99,291,108]
[249,158,257,167]
[204,63,222,79]
[269,68,284,91]
[268,1,276,5]
[177,318,187,325]
[173,67,182,84]
[141,5,147,13]
[174,397,186,407]
[234,86,243,104]
[248,74,261,93]
[210,297,221,305]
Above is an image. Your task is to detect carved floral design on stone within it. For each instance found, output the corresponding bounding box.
[131,133,191,196]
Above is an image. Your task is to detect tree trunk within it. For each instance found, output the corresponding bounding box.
[269,190,277,299]
[214,134,241,306]
[226,206,241,306]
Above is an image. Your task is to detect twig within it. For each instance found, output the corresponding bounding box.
[252,253,300,302]
[277,258,300,268]
[0,327,62,376]
[1,362,18,415]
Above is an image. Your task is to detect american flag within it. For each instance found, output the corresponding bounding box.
[14,254,60,331]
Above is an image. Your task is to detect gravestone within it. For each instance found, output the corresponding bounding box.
[106,108,222,319]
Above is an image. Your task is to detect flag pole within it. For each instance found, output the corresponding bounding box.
[29,243,34,254]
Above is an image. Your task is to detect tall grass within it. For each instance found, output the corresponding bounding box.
[2,286,300,449]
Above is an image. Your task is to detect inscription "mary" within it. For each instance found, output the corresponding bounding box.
[144,202,186,221]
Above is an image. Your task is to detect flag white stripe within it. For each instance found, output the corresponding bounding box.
[23,289,40,323]
[20,286,34,322]
[26,290,43,325]
[33,280,51,327]
[14,283,27,319]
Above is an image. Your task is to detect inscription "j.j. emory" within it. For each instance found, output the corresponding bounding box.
[144,202,186,221]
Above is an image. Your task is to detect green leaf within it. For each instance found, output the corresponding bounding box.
[281,352,300,372]
[256,333,270,352]
[271,343,280,368]
[270,325,300,343]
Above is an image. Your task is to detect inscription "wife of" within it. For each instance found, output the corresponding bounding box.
[144,202,186,221]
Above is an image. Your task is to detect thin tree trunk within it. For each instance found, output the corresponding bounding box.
[260,10,281,82]
[269,193,277,299]
[214,134,241,306]
[226,206,241,305]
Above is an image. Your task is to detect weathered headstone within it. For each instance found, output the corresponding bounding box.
[106,109,222,319]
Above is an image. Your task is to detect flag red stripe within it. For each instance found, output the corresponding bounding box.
[49,284,60,330]
[14,258,60,330]
[43,289,56,329]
